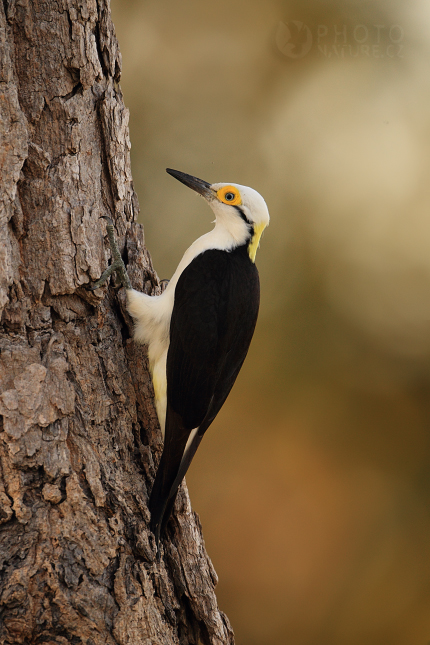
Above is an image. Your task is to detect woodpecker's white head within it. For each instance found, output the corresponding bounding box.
[167,168,270,262]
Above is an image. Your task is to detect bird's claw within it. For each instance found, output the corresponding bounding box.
[88,261,122,291]
[89,217,132,291]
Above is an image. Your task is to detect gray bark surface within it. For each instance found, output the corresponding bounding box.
[0,2,234,643]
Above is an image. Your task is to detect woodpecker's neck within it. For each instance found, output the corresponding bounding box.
[165,219,248,294]
[214,212,251,248]
[213,213,266,264]
[247,222,266,263]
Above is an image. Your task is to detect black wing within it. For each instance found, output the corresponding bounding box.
[148,246,260,543]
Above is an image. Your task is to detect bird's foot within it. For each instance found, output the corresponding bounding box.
[89,216,132,291]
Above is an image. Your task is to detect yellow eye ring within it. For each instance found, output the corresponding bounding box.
[217,186,242,206]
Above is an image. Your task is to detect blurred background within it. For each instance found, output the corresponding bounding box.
[110,1,430,643]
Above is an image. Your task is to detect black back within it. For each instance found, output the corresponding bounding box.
[149,244,260,543]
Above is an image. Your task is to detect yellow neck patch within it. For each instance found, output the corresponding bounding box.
[248,222,266,263]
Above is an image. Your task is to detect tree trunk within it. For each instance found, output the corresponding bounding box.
[0,2,234,644]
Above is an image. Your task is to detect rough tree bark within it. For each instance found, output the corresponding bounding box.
[0,2,234,644]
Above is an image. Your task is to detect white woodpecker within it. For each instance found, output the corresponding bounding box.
[91,169,270,546]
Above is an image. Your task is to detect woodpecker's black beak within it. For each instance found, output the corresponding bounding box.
[166,168,214,200]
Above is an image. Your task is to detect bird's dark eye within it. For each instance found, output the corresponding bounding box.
[225,192,235,201]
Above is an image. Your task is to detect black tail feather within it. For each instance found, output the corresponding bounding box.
[148,426,203,547]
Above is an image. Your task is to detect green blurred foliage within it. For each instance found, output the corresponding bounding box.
[111,0,430,642]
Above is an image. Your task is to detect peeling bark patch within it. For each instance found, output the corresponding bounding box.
[0,359,74,435]
[0,354,74,483]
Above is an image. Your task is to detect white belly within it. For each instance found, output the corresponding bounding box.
[127,288,172,437]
